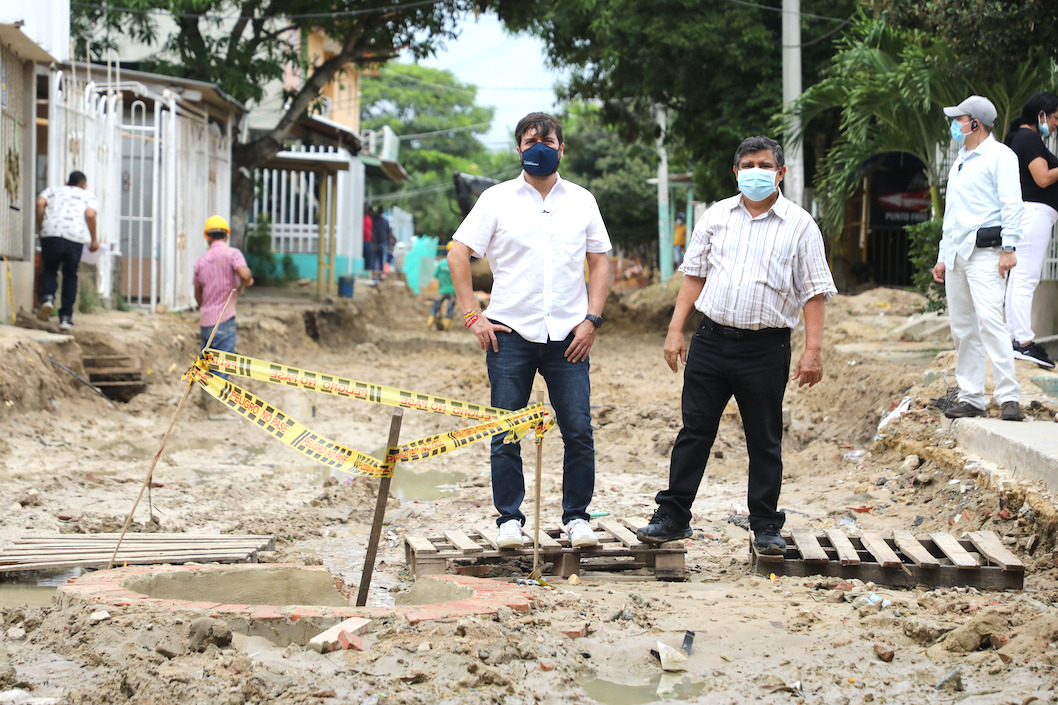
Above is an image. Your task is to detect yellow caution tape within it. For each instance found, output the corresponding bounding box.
[202,348,520,424]
[185,355,552,480]
[1,255,14,325]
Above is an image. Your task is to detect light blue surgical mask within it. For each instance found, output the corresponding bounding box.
[1039,113,1051,138]
[950,119,967,144]
[737,168,778,202]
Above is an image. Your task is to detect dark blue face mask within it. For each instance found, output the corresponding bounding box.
[520,142,560,177]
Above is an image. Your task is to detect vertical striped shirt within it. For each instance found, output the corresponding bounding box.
[193,241,249,327]
[681,190,836,330]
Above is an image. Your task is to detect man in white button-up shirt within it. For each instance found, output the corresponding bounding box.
[637,136,836,556]
[932,95,1025,421]
[449,112,611,550]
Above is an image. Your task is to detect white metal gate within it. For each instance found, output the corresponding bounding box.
[47,69,122,300]
[253,144,363,274]
[0,44,28,258]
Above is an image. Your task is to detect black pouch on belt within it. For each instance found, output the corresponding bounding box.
[975,226,1002,248]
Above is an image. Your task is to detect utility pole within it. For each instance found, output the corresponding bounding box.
[782,0,804,206]
[656,105,673,282]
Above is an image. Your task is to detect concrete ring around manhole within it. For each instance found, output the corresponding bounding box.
[56,564,534,647]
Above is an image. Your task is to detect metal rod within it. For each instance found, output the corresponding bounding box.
[532,390,545,577]
[47,358,117,409]
[357,408,404,606]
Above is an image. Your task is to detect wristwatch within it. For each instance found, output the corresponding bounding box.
[585,314,604,329]
[1002,245,1016,253]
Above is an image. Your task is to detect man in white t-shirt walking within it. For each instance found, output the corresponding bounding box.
[449,112,612,550]
[35,171,99,329]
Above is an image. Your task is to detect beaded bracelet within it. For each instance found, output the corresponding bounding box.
[463,308,480,319]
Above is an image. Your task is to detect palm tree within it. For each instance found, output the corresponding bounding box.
[782,18,965,237]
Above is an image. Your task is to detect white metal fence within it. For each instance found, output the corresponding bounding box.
[49,69,233,311]
[253,144,364,274]
[0,44,28,258]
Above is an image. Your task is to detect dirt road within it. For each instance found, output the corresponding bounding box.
[0,280,1056,704]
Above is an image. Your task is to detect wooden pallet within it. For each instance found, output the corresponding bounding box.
[750,529,1024,590]
[0,533,276,572]
[82,355,147,389]
[405,518,686,581]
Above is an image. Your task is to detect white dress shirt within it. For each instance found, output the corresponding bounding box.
[454,172,611,343]
[681,190,836,330]
[939,133,1024,268]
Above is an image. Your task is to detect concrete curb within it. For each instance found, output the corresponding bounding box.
[950,418,1058,490]
[56,564,533,646]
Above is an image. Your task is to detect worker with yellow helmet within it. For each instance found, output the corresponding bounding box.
[193,215,253,379]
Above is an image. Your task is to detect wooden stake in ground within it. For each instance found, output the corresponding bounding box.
[107,291,236,570]
[529,390,545,581]
[356,408,404,606]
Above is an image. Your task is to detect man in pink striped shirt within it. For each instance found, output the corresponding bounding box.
[193,215,253,377]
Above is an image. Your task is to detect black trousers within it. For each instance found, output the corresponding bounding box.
[40,237,84,320]
[655,319,792,532]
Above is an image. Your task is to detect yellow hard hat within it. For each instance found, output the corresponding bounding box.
[203,215,230,235]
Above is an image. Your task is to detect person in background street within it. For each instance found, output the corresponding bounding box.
[933,95,1025,420]
[1004,91,1058,369]
[372,207,391,274]
[673,212,687,267]
[449,112,611,550]
[35,171,99,330]
[193,215,253,379]
[362,207,373,270]
[636,135,836,556]
[428,241,458,330]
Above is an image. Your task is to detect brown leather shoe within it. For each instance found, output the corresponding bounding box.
[1001,401,1024,421]
[944,401,986,419]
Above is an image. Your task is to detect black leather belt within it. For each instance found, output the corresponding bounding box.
[700,315,788,340]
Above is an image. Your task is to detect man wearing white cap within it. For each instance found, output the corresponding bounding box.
[932,95,1025,421]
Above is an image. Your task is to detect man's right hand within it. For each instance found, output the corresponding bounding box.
[663,329,687,372]
[931,262,945,283]
[469,316,512,353]
[88,239,100,253]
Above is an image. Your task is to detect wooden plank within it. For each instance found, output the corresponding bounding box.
[928,533,980,569]
[444,530,482,553]
[789,529,827,562]
[0,542,272,555]
[404,535,437,556]
[753,557,1023,590]
[967,531,1025,572]
[476,526,501,550]
[0,549,264,565]
[0,553,254,572]
[859,531,903,568]
[533,529,562,549]
[893,531,939,569]
[823,529,861,566]
[599,518,643,548]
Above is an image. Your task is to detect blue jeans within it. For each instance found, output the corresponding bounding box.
[200,317,237,380]
[486,328,595,527]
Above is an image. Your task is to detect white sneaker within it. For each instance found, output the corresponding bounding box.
[566,518,598,548]
[59,319,74,331]
[37,298,53,321]
[496,519,525,549]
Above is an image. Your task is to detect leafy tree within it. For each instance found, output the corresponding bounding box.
[558,106,658,252]
[72,0,533,234]
[502,0,858,202]
[864,0,1058,85]
[359,63,516,237]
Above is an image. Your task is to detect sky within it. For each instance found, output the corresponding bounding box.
[411,13,569,152]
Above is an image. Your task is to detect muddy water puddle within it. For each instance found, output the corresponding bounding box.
[583,674,707,704]
[0,568,82,607]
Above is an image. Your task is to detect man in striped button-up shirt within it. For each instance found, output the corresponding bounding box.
[637,135,837,556]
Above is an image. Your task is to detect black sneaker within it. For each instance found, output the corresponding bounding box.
[1013,341,1056,369]
[1001,401,1024,422]
[752,525,787,555]
[944,401,986,419]
[636,509,692,544]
